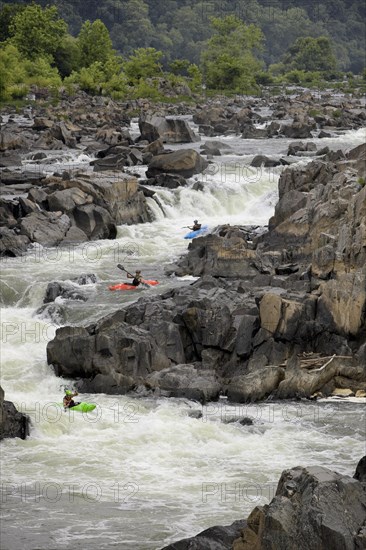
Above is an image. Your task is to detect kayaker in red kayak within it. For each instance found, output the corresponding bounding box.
[126,269,143,286]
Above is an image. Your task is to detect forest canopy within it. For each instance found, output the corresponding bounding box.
[1,0,364,73]
[0,1,365,101]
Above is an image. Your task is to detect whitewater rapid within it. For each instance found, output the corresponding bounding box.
[1,125,365,550]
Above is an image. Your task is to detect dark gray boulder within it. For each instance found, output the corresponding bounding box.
[235,465,366,550]
[160,520,247,550]
[0,386,30,440]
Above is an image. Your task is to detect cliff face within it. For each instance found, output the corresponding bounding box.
[0,386,30,441]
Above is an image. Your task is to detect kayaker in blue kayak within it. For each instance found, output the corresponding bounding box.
[188,220,201,231]
[63,390,80,410]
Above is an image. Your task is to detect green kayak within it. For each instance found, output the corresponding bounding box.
[58,402,96,412]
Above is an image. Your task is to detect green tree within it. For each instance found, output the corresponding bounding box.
[283,36,337,72]
[53,35,81,78]
[0,3,26,42]
[123,47,163,83]
[0,43,27,99]
[9,4,67,60]
[78,19,114,67]
[201,15,264,93]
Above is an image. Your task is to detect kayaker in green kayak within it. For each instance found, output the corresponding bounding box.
[63,390,80,410]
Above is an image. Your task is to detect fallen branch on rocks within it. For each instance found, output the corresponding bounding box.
[297,354,352,370]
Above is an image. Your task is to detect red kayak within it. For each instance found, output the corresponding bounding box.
[109,280,159,291]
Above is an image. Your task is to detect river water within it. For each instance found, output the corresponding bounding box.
[0,117,365,549]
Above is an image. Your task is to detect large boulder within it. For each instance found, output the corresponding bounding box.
[146,149,208,178]
[0,386,30,440]
[161,520,247,550]
[146,364,222,403]
[139,115,199,143]
[234,465,366,550]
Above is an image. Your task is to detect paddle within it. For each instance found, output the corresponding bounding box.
[117,264,150,288]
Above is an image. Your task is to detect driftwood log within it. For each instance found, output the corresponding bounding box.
[275,355,366,398]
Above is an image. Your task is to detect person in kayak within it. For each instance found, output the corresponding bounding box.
[63,390,80,410]
[127,269,143,286]
[188,220,201,231]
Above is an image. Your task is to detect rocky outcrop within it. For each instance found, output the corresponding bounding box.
[0,386,30,440]
[163,459,366,550]
[0,171,154,255]
[234,463,366,550]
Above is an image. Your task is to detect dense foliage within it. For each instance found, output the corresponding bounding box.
[1,0,364,72]
[0,1,364,101]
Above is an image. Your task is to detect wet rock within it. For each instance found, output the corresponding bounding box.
[161,520,247,550]
[146,364,222,404]
[35,303,66,324]
[226,367,285,403]
[235,464,366,550]
[145,173,188,189]
[251,155,281,167]
[0,386,30,440]
[146,149,208,178]
[354,456,366,482]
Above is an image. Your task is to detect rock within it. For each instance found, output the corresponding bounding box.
[353,456,366,482]
[235,465,366,550]
[32,117,54,130]
[50,122,77,148]
[146,149,208,178]
[35,303,66,324]
[44,281,88,303]
[90,153,126,171]
[19,211,71,247]
[145,173,188,189]
[146,364,222,404]
[226,367,285,403]
[161,520,247,550]
[0,130,28,151]
[280,121,313,139]
[0,152,22,167]
[0,227,30,257]
[331,388,354,397]
[251,155,281,167]
[139,115,198,143]
[355,390,366,398]
[0,386,30,440]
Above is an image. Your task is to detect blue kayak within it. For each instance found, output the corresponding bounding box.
[184,225,208,239]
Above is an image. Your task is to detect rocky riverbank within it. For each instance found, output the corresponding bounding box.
[1,91,366,403]
[160,456,366,550]
[46,140,365,402]
[1,90,365,256]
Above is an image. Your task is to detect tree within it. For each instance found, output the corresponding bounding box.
[283,36,337,72]
[78,19,114,67]
[53,35,81,78]
[0,3,26,42]
[201,15,264,93]
[9,4,67,60]
[123,47,163,83]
